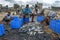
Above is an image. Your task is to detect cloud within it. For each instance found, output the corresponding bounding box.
[43,0,58,4]
[0,0,14,7]
[0,0,51,7]
[5,0,16,3]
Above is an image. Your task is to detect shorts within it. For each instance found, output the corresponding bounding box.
[2,18,10,22]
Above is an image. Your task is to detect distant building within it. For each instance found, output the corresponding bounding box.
[21,5,25,9]
[0,4,2,8]
[36,2,42,9]
[2,5,9,12]
[52,1,60,10]
[0,4,2,12]
[42,3,51,9]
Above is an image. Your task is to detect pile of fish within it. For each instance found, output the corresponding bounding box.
[19,22,44,35]
[18,22,53,40]
[0,22,54,40]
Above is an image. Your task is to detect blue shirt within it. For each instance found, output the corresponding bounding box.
[22,8,32,15]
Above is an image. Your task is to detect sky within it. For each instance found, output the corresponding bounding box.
[0,0,43,7]
[15,0,43,3]
[0,0,59,7]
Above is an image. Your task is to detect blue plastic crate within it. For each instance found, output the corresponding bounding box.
[49,20,60,34]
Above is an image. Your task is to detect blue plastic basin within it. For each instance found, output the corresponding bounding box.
[36,16,44,22]
[0,24,5,36]
[10,18,23,29]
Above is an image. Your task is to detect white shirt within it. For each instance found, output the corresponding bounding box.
[32,9,41,14]
[5,13,11,19]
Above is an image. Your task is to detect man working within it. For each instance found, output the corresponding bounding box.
[32,4,41,22]
[48,11,57,20]
[44,11,57,25]
[22,4,32,23]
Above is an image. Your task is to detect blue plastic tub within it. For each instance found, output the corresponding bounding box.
[49,20,60,34]
[0,24,5,36]
[12,16,18,20]
[36,16,44,22]
[10,18,23,29]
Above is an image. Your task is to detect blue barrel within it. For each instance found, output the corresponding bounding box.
[0,24,5,36]
[10,19,22,29]
[24,17,29,23]
[49,20,60,34]
[12,16,18,20]
[36,16,44,22]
